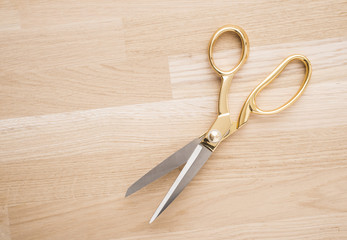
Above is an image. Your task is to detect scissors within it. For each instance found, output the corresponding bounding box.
[125,25,312,223]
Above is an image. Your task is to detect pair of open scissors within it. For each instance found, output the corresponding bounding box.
[126,25,312,223]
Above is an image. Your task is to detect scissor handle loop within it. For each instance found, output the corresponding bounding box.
[208,25,250,76]
[238,54,312,128]
[251,54,311,114]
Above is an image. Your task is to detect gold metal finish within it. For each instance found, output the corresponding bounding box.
[237,54,312,128]
[201,25,312,151]
[201,25,249,151]
[208,25,249,115]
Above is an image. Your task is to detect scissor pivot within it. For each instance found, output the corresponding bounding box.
[208,130,222,143]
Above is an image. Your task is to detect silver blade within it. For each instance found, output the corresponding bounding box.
[149,144,212,223]
[125,138,202,197]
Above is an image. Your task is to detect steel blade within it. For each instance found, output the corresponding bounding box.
[149,144,212,223]
[125,138,202,197]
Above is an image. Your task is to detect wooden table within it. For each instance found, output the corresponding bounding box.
[1,1,346,239]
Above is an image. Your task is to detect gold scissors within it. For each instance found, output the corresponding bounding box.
[126,25,312,223]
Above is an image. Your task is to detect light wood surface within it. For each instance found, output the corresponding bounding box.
[1,1,347,239]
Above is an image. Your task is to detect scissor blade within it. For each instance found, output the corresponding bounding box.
[149,144,212,223]
[125,138,202,197]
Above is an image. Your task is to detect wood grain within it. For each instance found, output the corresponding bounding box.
[0,0,346,239]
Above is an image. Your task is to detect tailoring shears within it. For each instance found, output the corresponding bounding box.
[126,25,312,223]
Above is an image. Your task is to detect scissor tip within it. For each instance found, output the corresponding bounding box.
[149,209,161,224]
[124,188,132,198]
[149,216,156,224]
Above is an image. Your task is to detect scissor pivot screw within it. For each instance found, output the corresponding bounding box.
[208,130,222,143]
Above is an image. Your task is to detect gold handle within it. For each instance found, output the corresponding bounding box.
[237,54,312,128]
[208,25,249,76]
[208,25,250,115]
[202,25,250,151]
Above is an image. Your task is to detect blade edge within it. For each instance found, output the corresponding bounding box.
[149,144,212,223]
[125,138,201,197]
